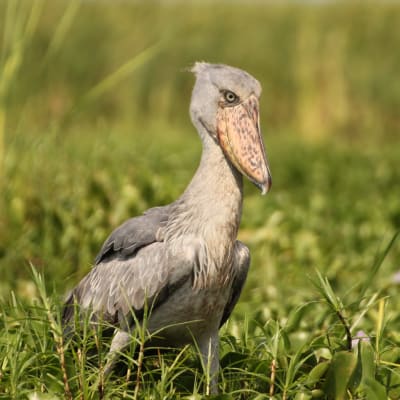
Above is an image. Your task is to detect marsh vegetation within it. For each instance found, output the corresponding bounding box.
[0,1,399,398]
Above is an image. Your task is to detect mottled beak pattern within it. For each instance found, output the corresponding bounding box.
[216,95,272,194]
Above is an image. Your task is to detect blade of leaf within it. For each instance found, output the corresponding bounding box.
[360,231,399,299]
[324,351,357,400]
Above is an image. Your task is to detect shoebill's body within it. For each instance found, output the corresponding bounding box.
[63,62,272,394]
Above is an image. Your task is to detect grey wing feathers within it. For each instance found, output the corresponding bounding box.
[63,240,192,328]
[220,241,250,327]
[66,243,172,324]
[62,203,200,330]
[63,204,174,327]
[95,204,172,265]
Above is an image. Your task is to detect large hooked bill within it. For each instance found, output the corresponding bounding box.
[216,94,272,194]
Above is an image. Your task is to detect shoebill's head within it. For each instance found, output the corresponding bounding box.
[190,62,272,194]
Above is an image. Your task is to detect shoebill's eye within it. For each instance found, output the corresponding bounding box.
[223,90,238,104]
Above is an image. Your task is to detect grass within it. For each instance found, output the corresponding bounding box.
[1,1,400,398]
[1,249,399,398]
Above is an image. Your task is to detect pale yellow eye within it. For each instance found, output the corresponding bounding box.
[224,90,238,104]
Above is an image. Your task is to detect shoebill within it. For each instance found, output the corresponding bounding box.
[63,62,272,394]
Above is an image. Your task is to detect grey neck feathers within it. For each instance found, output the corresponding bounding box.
[164,123,243,288]
[169,124,243,238]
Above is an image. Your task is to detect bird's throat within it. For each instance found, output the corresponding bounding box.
[165,137,244,288]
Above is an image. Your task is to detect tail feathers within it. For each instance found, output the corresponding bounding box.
[61,290,117,339]
[61,290,78,338]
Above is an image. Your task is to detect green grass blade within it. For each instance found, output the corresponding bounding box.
[81,41,162,107]
[44,0,81,60]
[360,231,400,299]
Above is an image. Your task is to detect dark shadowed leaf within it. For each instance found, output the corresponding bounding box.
[324,351,358,399]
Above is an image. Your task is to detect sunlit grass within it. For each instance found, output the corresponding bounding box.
[0,246,399,398]
[0,0,43,181]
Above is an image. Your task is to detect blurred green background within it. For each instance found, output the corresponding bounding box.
[0,0,399,324]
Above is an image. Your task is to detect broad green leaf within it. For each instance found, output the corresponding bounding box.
[306,361,330,386]
[311,389,325,398]
[294,392,312,400]
[360,377,387,400]
[360,341,376,386]
[324,351,358,400]
[355,341,387,399]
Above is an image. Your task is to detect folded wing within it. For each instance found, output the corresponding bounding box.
[62,203,193,328]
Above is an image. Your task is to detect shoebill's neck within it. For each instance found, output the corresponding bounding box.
[165,128,244,287]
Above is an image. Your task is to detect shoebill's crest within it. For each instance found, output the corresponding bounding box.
[63,62,272,394]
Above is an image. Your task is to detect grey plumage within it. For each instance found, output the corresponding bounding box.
[63,62,271,394]
[94,205,172,265]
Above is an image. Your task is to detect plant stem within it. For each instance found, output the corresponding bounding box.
[270,358,276,398]
[0,107,4,185]
[336,310,352,351]
[134,338,145,400]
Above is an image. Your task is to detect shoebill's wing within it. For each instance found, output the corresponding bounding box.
[219,241,250,327]
[62,204,200,330]
[94,204,172,265]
